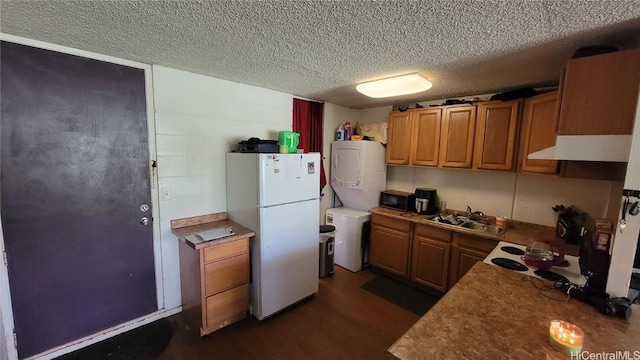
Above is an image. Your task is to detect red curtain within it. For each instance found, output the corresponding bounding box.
[293,98,327,191]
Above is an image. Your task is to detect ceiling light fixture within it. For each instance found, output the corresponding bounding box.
[356,73,432,98]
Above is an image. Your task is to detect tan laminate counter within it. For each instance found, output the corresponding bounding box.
[171,212,256,249]
[388,262,640,360]
[370,207,580,256]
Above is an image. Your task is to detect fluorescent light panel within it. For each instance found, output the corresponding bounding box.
[356,73,432,98]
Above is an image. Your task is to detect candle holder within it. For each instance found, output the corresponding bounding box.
[549,320,584,356]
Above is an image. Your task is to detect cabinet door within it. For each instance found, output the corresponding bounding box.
[519,92,560,174]
[439,105,476,168]
[473,101,520,171]
[448,233,496,289]
[410,226,451,292]
[386,111,413,165]
[557,48,640,135]
[370,223,411,277]
[411,108,442,166]
[457,247,487,282]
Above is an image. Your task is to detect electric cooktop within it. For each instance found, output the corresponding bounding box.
[483,241,586,285]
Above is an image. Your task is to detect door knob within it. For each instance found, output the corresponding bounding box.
[140,217,150,226]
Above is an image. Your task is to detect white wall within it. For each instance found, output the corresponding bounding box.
[153,66,293,308]
[353,105,615,227]
[607,92,640,297]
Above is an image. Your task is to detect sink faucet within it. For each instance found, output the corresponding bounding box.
[466,205,485,221]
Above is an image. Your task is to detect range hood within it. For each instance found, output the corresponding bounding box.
[528,135,632,162]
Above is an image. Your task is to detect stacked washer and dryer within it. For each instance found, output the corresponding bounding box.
[326,141,386,272]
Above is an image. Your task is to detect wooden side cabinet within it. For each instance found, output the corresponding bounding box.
[410,224,452,292]
[448,233,497,290]
[179,237,250,336]
[519,91,560,174]
[439,105,477,168]
[473,100,520,171]
[370,213,412,277]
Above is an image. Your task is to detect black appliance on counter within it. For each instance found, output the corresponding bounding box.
[233,137,279,153]
[414,188,438,215]
[379,190,415,212]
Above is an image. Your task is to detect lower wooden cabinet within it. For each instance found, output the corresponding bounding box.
[410,225,452,292]
[179,237,250,336]
[371,214,498,292]
[370,214,412,277]
[448,233,497,290]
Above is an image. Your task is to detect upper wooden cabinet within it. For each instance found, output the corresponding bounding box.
[386,111,413,165]
[473,100,520,171]
[557,48,640,135]
[411,108,442,166]
[439,105,476,168]
[387,108,442,166]
[519,91,560,175]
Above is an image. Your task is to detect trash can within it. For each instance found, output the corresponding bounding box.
[319,225,335,278]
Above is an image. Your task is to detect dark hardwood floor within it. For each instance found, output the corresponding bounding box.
[158,266,419,359]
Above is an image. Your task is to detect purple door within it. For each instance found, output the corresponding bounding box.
[1,41,157,358]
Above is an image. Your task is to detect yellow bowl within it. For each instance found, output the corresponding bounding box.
[351,135,363,140]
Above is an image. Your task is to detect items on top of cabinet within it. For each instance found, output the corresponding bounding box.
[344,122,352,140]
[356,122,388,144]
[336,122,352,141]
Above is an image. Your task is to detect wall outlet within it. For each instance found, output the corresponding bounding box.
[161,188,171,201]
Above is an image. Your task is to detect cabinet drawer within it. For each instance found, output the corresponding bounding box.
[414,224,451,242]
[371,213,411,232]
[205,283,249,329]
[453,233,497,253]
[203,238,248,263]
[204,253,249,297]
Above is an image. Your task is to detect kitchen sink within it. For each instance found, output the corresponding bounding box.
[459,221,506,236]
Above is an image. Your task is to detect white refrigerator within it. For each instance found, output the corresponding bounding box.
[226,153,320,320]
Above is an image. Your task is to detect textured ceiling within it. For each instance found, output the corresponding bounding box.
[1,1,640,109]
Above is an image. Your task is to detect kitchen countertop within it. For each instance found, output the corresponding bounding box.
[388,262,640,360]
[371,207,580,256]
[171,212,255,250]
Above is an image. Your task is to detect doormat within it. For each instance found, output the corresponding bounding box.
[361,276,440,316]
[56,318,173,360]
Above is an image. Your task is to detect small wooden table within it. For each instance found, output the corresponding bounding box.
[172,212,255,336]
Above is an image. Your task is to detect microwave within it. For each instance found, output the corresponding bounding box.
[379,190,415,212]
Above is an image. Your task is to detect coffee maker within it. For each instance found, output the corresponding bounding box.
[414,188,438,215]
